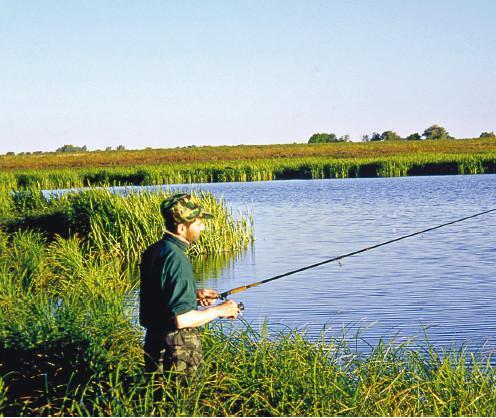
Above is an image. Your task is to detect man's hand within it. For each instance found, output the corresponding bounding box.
[216,299,240,320]
[175,299,241,329]
[196,288,218,307]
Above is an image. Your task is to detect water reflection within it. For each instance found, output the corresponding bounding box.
[192,247,252,284]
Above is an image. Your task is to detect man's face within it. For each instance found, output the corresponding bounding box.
[181,218,205,244]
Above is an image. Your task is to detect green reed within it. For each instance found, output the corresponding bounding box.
[1,152,495,191]
[2,229,496,416]
[0,229,139,414]
[1,187,254,261]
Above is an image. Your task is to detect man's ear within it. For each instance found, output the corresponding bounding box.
[176,223,186,235]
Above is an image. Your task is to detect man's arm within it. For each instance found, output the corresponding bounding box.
[175,300,240,329]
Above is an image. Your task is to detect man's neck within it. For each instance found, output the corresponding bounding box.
[164,230,190,245]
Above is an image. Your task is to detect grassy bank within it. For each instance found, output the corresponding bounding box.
[1,226,496,416]
[0,138,495,191]
[1,152,495,191]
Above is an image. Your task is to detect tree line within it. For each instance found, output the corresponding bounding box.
[308,125,496,143]
[3,127,496,156]
[6,144,127,156]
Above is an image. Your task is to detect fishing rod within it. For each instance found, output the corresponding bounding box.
[218,207,496,305]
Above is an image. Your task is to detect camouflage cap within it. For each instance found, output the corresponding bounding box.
[160,193,213,226]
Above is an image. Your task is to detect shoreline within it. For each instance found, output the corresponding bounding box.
[1,153,495,191]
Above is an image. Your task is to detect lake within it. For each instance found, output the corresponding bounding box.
[137,174,495,352]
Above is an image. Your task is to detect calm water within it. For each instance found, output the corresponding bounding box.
[150,174,496,351]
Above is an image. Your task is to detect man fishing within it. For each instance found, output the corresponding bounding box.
[139,193,240,379]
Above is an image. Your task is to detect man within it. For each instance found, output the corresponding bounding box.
[140,193,240,378]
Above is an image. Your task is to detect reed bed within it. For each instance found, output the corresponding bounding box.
[3,290,496,414]
[1,227,496,415]
[0,152,495,191]
[1,187,254,262]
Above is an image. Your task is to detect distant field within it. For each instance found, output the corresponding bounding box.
[0,138,495,192]
[2,138,496,170]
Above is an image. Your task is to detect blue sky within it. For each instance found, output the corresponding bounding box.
[1,0,495,153]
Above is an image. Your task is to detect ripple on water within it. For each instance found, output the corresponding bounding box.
[130,175,496,352]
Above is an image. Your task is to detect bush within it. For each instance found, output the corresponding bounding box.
[480,131,495,138]
[308,133,338,143]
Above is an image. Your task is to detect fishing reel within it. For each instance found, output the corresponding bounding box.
[218,294,244,311]
[224,299,245,312]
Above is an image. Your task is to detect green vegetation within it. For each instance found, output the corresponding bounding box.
[360,125,454,142]
[308,132,350,143]
[0,188,254,415]
[1,188,253,261]
[56,144,89,153]
[0,138,495,191]
[1,137,495,171]
[480,131,496,138]
[406,132,422,141]
[1,226,496,415]
[6,125,493,157]
[380,130,402,141]
[422,124,454,141]
[0,153,494,192]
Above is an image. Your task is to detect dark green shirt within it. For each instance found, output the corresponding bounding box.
[139,234,197,331]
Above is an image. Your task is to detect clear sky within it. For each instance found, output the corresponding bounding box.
[1,0,495,153]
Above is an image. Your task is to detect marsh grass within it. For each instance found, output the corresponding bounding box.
[0,229,140,415]
[1,229,496,416]
[1,187,254,261]
[4,312,496,416]
[1,151,495,192]
[1,228,496,416]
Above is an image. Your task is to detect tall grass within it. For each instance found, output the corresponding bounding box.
[2,229,496,415]
[1,187,254,261]
[0,231,141,415]
[1,152,495,191]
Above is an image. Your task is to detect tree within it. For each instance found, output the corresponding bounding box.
[406,133,421,141]
[361,134,370,142]
[308,133,338,143]
[370,132,382,141]
[116,145,126,151]
[480,131,496,138]
[380,130,401,141]
[56,144,88,153]
[338,134,350,142]
[422,124,453,140]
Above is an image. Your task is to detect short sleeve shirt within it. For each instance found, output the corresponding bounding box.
[139,234,197,330]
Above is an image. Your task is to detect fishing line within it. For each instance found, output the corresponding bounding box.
[219,207,496,300]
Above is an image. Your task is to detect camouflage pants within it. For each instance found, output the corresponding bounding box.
[144,328,203,379]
